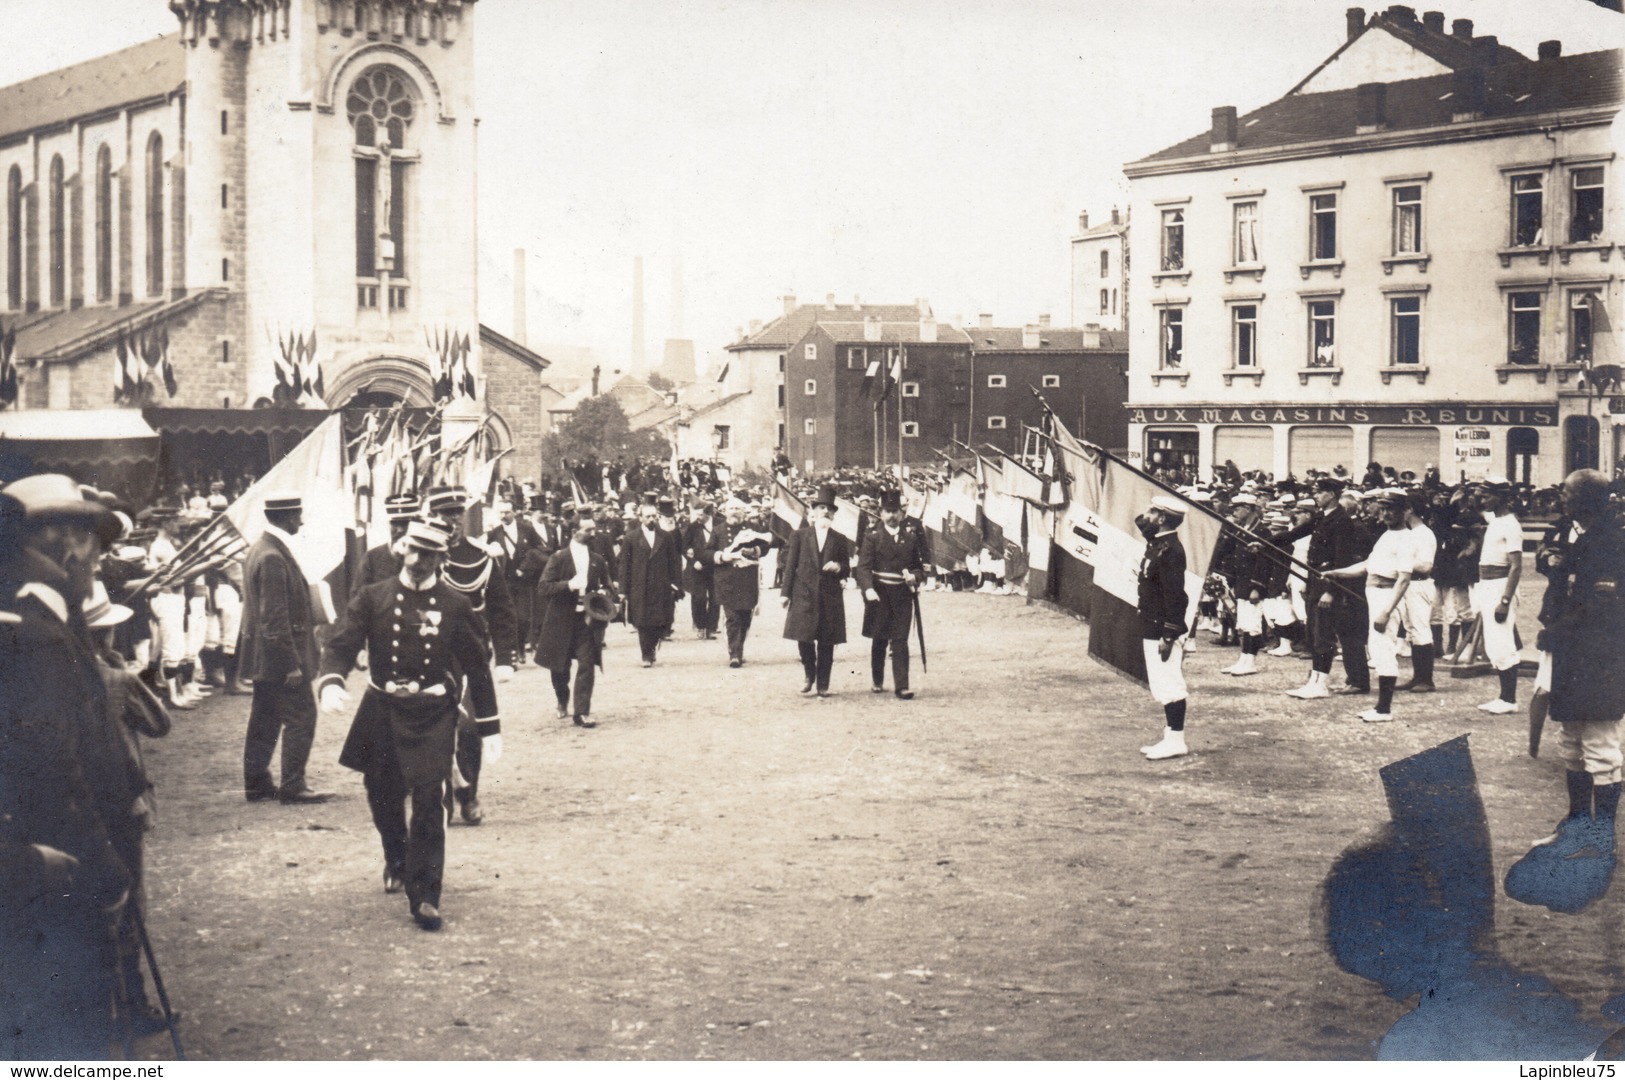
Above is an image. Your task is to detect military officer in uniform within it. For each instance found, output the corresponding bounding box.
[318,522,502,931]
[238,492,331,804]
[855,489,927,699]
[425,487,515,826]
[1138,495,1193,760]
[352,494,420,600]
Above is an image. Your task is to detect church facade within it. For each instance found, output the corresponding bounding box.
[0,0,549,481]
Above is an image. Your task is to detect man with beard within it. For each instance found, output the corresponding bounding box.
[781,484,852,698]
[855,489,927,699]
[683,498,721,640]
[619,498,683,667]
[319,522,501,931]
[534,514,616,728]
[698,496,774,668]
[485,499,542,662]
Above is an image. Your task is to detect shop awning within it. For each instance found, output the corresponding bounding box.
[0,408,163,498]
[143,406,333,437]
[0,408,159,443]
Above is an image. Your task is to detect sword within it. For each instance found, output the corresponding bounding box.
[1529,690,1549,758]
[912,582,927,674]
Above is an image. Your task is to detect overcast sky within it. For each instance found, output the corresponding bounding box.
[11,0,1624,376]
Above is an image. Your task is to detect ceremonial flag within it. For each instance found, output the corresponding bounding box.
[1023,501,1056,599]
[715,359,730,384]
[832,495,862,545]
[938,467,981,569]
[876,346,903,402]
[0,322,17,407]
[771,479,805,545]
[1584,292,1621,392]
[1075,449,1223,688]
[861,353,881,399]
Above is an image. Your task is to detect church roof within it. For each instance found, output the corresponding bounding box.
[0,35,183,144]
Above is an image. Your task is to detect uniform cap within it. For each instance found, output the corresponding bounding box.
[426,487,468,514]
[1150,494,1186,519]
[384,494,421,521]
[403,521,449,553]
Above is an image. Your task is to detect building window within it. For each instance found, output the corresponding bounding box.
[1160,208,1184,271]
[804,378,817,395]
[1099,250,1109,277]
[803,343,816,360]
[1508,292,1542,365]
[778,353,785,372]
[777,422,785,448]
[1112,289,1117,314]
[987,416,1007,430]
[1570,167,1605,243]
[145,133,164,297]
[901,421,919,437]
[1570,292,1597,363]
[47,156,64,307]
[348,66,416,279]
[1508,427,1539,486]
[776,383,785,408]
[986,374,1007,388]
[803,418,817,435]
[1391,185,1422,255]
[713,425,731,450]
[848,346,865,370]
[1160,308,1183,368]
[221,340,230,365]
[1390,295,1422,365]
[1309,193,1337,260]
[388,284,409,310]
[94,147,112,303]
[1233,200,1260,264]
[357,283,379,308]
[1041,374,1060,388]
[1232,304,1258,368]
[1511,174,1543,246]
[1099,288,1109,315]
[222,257,230,282]
[901,381,919,397]
[6,165,20,309]
[1308,300,1336,366]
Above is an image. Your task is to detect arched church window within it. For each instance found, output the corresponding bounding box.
[95,145,112,303]
[6,166,20,310]
[347,66,415,295]
[48,155,64,307]
[146,132,164,297]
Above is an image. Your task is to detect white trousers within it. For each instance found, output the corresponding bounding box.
[211,582,242,655]
[1142,638,1188,705]
[186,594,208,663]
[1557,720,1625,785]
[1471,579,1521,671]
[1366,586,1400,678]
[150,591,186,667]
[1401,580,1437,646]
[1536,650,1553,693]
[1235,598,1263,636]
[1261,595,1295,628]
[1437,585,1472,627]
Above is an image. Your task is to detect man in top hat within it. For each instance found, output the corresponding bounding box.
[1138,495,1193,759]
[855,489,928,699]
[698,496,774,667]
[683,498,721,640]
[485,498,543,662]
[237,492,330,804]
[424,486,515,826]
[1473,476,1525,714]
[0,477,134,1057]
[619,497,684,666]
[318,521,502,931]
[534,513,616,728]
[780,484,852,697]
[352,494,421,600]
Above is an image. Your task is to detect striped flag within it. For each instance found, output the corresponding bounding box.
[0,322,17,407]
[771,479,805,546]
[861,353,881,399]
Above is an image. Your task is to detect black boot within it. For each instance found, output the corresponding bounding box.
[1399,645,1435,692]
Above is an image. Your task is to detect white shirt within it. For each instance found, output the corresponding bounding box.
[1367,528,1415,581]
[568,542,590,594]
[1407,522,1437,575]
[642,526,657,548]
[813,522,830,550]
[1480,512,1523,568]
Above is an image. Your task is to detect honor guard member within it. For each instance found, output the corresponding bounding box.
[855,489,927,699]
[352,494,421,599]
[425,487,516,826]
[1505,470,1625,914]
[534,514,616,727]
[781,484,852,698]
[1215,493,1266,677]
[1324,490,1413,723]
[1138,495,1193,760]
[238,492,331,804]
[319,522,502,931]
[698,496,773,667]
[1473,476,1525,714]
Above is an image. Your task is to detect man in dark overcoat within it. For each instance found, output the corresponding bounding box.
[699,496,773,667]
[319,522,501,932]
[534,515,615,728]
[1506,469,1625,915]
[683,498,721,639]
[238,491,330,803]
[486,498,543,662]
[781,484,852,697]
[619,498,683,666]
[855,488,927,699]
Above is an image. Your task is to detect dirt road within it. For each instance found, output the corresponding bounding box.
[132,586,1616,1059]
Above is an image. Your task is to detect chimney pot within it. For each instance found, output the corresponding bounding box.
[1082,325,1101,349]
[1079,210,1089,231]
[1421,10,1444,32]
[1356,82,1388,129]
[863,315,882,343]
[916,297,931,317]
[825,293,836,310]
[1346,7,1366,41]
[1452,17,1472,38]
[1022,325,1041,349]
[1038,313,1051,328]
[852,294,862,309]
[1210,105,1238,151]
[1111,206,1120,225]
[1386,5,1416,24]
[978,313,993,330]
[782,293,797,316]
[1538,39,1562,60]
[1473,35,1498,64]
[1452,63,1485,117]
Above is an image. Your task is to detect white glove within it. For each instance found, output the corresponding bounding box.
[482,732,503,765]
[864,588,880,603]
[320,683,351,713]
[495,665,514,683]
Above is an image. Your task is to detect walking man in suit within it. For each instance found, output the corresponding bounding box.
[619,498,683,667]
[855,489,927,699]
[781,484,852,698]
[486,499,542,663]
[238,492,330,804]
[700,496,773,667]
[683,498,721,640]
[534,514,615,728]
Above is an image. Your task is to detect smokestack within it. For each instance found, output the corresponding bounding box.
[670,248,685,339]
[631,256,646,370]
[1421,10,1444,33]
[512,248,527,347]
[1346,7,1365,41]
[1210,105,1238,152]
[1356,82,1388,130]
[1538,40,1562,60]
[1452,17,1473,38]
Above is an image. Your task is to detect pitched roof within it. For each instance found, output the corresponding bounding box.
[0,36,183,143]
[727,302,931,350]
[1293,10,1528,93]
[968,328,1127,352]
[1134,45,1622,167]
[1075,219,1128,239]
[11,294,209,363]
[812,320,972,345]
[479,324,550,372]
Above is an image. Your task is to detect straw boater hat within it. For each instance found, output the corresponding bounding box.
[263,491,303,515]
[83,580,133,629]
[3,474,116,537]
